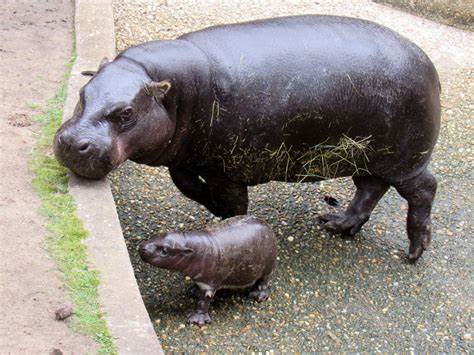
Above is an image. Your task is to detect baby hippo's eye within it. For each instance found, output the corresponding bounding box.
[159,248,168,257]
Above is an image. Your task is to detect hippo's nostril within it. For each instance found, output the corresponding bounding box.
[78,142,91,154]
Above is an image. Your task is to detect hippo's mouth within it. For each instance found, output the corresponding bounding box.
[57,152,116,180]
[53,134,124,180]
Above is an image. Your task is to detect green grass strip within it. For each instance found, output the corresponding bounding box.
[30,46,117,354]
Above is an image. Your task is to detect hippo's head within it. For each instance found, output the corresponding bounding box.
[54,57,175,179]
[138,232,194,270]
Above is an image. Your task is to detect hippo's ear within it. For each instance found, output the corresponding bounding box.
[81,57,109,77]
[99,57,109,69]
[81,70,96,76]
[145,80,172,100]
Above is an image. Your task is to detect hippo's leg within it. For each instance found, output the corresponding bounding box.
[248,276,270,302]
[393,169,437,262]
[319,176,390,236]
[207,178,248,219]
[169,168,222,216]
[187,284,215,327]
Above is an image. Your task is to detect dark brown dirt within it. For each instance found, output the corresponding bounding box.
[0,1,96,353]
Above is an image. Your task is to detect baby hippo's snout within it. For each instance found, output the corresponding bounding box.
[138,240,157,261]
[139,215,277,326]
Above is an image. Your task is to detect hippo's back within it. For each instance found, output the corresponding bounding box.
[180,15,436,95]
[180,15,440,183]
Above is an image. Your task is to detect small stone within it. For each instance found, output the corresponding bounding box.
[178,323,186,329]
[462,333,471,341]
[287,236,294,242]
[50,349,63,355]
[55,303,73,321]
[327,330,341,344]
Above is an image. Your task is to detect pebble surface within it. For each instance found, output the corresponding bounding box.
[110,0,473,352]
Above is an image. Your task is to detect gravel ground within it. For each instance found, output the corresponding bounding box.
[110,0,473,352]
[374,0,473,31]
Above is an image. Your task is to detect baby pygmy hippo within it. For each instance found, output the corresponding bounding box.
[138,215,277,326]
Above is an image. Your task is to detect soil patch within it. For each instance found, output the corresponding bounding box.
[0,1,96,353]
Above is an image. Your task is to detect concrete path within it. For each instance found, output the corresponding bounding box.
[66,0,163,353]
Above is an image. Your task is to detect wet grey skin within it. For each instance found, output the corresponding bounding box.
[138,215,277,326]
[54,15,440,262]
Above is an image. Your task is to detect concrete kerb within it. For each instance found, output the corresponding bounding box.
[64,1,163,353]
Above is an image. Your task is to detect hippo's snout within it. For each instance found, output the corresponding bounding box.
[138,241,157,261]
[57,130,94,156]
[54,123,115,179]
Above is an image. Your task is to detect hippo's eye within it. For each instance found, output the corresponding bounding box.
[121,106,133,118]
[116,106,136,130]
[159,248,168,257]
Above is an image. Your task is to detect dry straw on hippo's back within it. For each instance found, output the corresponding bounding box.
[295,135,373,182]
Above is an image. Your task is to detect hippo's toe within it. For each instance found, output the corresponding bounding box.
[408,233,431,263]
[318,212,368,237]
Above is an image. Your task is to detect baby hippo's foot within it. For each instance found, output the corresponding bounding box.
[249,277,269,302]
[318,212,368,237]
[187,284,199,298]
[187,311,211,326]
[249,289,269,302]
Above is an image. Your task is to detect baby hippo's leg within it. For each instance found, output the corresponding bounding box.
[187,283,199,298]
[187,284,216,327]
[248,276,270,302]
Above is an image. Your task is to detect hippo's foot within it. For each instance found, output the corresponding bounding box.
[249,277,270,302]
[187,311,211,326]
[318,212,367,237]
[319,176,390,237]
[408,232,431,263]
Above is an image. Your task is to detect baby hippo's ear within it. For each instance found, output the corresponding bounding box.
[179,247,194,256]
[144,80,172,100]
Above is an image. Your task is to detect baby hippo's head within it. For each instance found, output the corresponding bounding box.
[138,232,194,270]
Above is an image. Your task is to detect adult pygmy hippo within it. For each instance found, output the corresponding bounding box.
[139,215,277,326]
[54,15,440,262]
